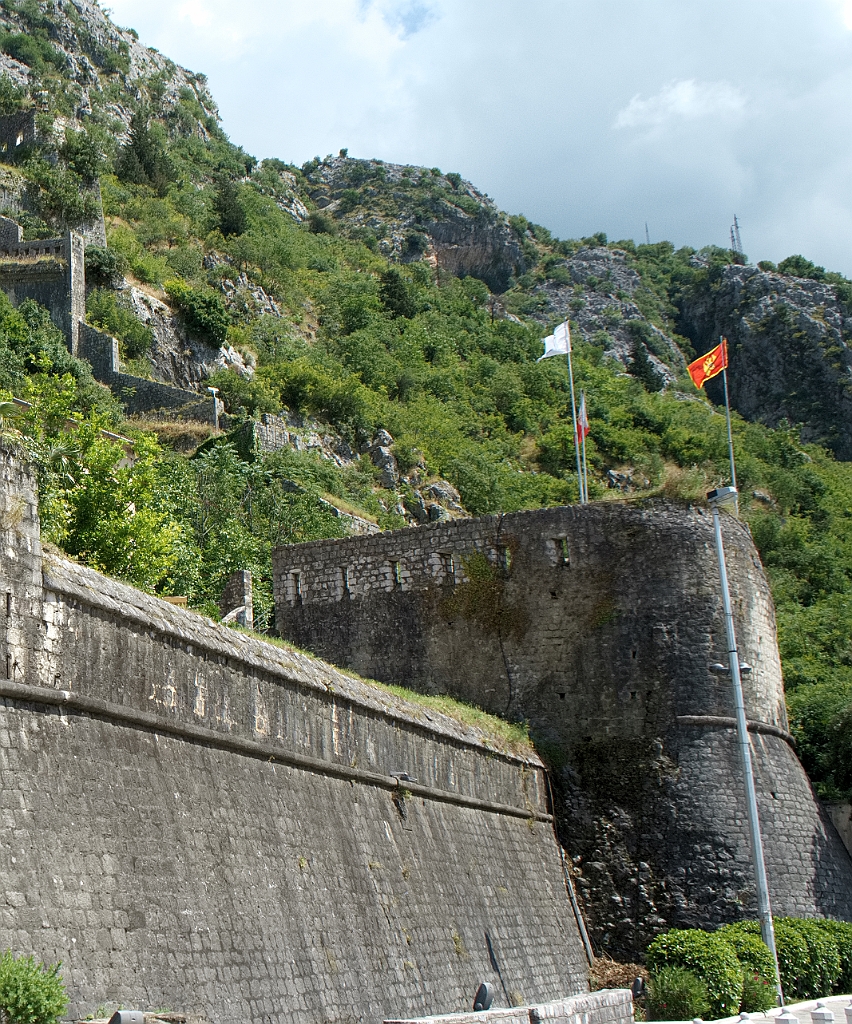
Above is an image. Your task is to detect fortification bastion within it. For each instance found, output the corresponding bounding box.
[0,444,592,1024]
[272,501,852,958]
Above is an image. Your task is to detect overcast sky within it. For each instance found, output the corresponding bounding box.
[107,0,852,276]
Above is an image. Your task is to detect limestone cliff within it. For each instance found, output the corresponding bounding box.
[678,262,852,459]
[303,156,527,293]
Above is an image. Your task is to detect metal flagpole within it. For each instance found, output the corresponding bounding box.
[565,327,584,504]
[720,337,738,513]
[580,390,589,503]
[708,489,784,1006]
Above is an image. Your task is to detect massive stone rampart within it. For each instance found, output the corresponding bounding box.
[272,502,852,957]
[0,445,590,1024]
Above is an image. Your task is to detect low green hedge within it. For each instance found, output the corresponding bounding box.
[647,918,852,1019]
[817,919,852,992]
[715,929,776,1011]
[719,918,845,1000]
[646,929,743,1018]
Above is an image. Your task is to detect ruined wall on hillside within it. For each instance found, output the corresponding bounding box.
[0,445,590,1024]
[0,226,85,350]
[272,503,852,958]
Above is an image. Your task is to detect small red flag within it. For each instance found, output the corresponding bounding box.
[577,392,590,442]
[688,338,728,389]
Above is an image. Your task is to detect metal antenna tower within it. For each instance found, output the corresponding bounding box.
[731,214,743,254]
[645,222,650,245]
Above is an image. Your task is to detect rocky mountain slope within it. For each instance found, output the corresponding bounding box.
[679,260,852,458]
[0,0,216,132]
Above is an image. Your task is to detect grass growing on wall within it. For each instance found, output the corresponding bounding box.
[230,625,532,754]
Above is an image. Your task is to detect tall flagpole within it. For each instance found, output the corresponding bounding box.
[720,336,738,513]
[580,390,589,503]
[565,328,584,504]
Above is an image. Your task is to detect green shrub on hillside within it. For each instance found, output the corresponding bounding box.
[164,280,229,345]
[0,76,28,117]
[85,246,129,288]
[87,289,153,359]
[0,951,67,1024]
[646,929,743,1018]
[23,159,101,226]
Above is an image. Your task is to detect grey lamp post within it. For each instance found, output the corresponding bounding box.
[706,485,784,1007]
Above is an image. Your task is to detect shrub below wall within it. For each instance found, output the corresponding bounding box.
[645,918,852,1019]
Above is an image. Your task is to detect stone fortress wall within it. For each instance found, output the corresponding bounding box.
[0,216,85,351]
[0,445,593,1024]
[0,201,210,419]
[272,502,852,957]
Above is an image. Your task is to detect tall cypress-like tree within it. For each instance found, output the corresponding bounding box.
[379,268,416,319]
[214,177,246,237]
[116,111,172,194]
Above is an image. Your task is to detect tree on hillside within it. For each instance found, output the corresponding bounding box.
[115,111,172,194]
[213,177,246,237]
[379,268,416,319]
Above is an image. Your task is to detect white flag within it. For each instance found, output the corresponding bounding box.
[537,320,571,361]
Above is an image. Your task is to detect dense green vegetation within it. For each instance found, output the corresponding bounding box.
[0,6,850,800]
[645,919,852,1019]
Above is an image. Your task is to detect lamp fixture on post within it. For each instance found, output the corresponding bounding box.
[706,485,784,1006]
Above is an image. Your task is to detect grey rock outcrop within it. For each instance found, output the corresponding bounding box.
[678,264,852,458]
[522,246,683,382]
[126,286,254,388]
[304,157,527,293]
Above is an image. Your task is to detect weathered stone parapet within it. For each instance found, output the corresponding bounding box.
[385,989,633,1024]
[78,323,219,419]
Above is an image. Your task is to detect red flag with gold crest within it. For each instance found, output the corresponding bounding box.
[688,338,728,389]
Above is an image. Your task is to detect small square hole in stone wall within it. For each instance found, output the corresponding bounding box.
[551,537,570,566]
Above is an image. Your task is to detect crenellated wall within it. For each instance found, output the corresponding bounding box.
[0,446,590,1024]
[272,503,852,957]
[0,225,85,351]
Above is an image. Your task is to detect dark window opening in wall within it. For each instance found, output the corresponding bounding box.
[5,592,10,617]
[501,546,512,572]
[555,537,570,566]
[291,571,302,603]
[558,692,566,700]
[341,567,350,595]
[5,654,9,680]
[392,561,402,586]
[632,650,637,659]
[442,553,455,578]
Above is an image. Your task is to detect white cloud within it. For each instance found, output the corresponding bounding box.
[829,0,852,29]
[615,79,746,131]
